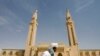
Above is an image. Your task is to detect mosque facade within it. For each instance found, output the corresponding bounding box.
[0,10,100,56]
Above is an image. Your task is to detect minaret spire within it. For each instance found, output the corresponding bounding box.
[32,10,38,19]
[66,10,78,46]
[24,10,38,56]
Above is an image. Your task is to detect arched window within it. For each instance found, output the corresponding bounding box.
[58,53,62,56]
[92,51,96,56]
[9,51,12,55]
[15,52,19,56]
[85,51,90,56]
[2,51,6,55]
[99,51,100,56]
[80,51,83,56]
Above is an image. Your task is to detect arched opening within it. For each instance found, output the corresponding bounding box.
[15,52,19,56]
[2,51,6,55]
[99,51,100,56]
[85,51,90,56]
[92,51,96,56]
[9,51,12,55]
[80,51,83,56]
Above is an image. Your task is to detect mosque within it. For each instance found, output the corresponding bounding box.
[0,10,100,56]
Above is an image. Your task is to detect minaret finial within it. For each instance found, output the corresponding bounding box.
[66,9,73,22]
[32,10,38,19]
[67,9,71,18]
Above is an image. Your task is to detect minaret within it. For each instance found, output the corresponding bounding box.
[24,10,38,56]
[66,10,78,46]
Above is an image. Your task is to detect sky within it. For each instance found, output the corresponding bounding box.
[0,0,100,49]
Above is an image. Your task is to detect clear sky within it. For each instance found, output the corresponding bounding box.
[0,0,100,49]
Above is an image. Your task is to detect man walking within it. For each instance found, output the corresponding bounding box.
[42,43,58,56]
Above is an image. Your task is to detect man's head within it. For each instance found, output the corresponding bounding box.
[52,47,57,52]
[51,43,58,52]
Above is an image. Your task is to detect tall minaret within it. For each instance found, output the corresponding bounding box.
[24,10,38,56]
[66,10,78,46]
